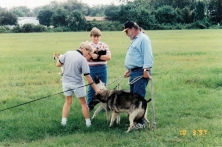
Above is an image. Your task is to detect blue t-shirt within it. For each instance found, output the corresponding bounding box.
[124,32,153,69]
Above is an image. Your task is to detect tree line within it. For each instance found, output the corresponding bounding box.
[0,0,222,33]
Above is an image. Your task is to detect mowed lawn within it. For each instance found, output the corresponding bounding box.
[0,30,222,147]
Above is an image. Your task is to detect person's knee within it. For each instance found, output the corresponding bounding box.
[78,97,87,105]
[65,96,73,105]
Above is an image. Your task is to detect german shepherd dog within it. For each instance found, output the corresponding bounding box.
[92,76,121,123]
[90,90,151,132]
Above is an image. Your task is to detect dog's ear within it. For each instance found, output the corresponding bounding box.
[94,76,100,84]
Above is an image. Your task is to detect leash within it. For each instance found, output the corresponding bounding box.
[129,75,156,131]
[107,75,124,90]
[0,83,93,113]
[149,78,156,131]
[128,75,143,85]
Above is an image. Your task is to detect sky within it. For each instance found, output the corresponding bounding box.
[0,0,120,9]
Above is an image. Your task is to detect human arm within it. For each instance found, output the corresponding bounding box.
[141,36,153,69]
[56,52,65,67]
[88,51,111,61]
[85,53,92,61]
[124,70,130,78]
[84,74,102,94]
[56,60,62,67]
[141,36,153,79]
[89,42,111,61]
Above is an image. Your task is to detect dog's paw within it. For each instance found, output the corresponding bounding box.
[126,128,131,133]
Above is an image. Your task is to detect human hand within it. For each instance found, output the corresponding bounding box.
[143,71,151,79]
[95,88,102,94]
[124,70,130,78]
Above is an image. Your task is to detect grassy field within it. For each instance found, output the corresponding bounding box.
[0,30,222,147]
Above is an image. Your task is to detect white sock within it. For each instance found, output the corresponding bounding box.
[85,118,91,127]
[61,118,67,126]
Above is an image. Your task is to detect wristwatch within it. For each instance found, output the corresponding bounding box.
[144,68,150,71]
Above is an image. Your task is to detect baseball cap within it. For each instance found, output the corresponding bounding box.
[122,21,135,32]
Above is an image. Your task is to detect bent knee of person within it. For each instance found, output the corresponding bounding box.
[78,97,87,105]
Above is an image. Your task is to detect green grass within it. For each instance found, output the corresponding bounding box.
[0,30,222,147]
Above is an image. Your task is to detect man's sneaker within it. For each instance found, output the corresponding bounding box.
[132,122,145,129]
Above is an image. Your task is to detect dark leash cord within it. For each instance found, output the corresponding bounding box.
[0,83,93,113]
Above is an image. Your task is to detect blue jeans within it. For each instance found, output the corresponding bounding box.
[129,68,151,98]
[129,68,151,124]
[87,65,107,105]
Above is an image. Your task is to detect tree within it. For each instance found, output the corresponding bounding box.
[194,1,205,21]
[66,10,86,31]
[9,6,34,17]
[116,1,156,29]
[118,3,139,22]
[33,1,60,16]
[181,6,193,23]
[136,8,156,30]
[155,5,177,25]
[104,5,120,21]
[89,5,106,16]
[172,0,194,9]
[0,10,17,25]
[62,0,89,15]
[37,9,53,27]
[52,8,68,27]
[148,0,194,9]
[208,0,222,24]
[148,0,172,8]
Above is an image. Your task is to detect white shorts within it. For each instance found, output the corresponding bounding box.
[62,82,86,98]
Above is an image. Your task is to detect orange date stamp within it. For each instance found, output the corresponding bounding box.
[180,129,207,136]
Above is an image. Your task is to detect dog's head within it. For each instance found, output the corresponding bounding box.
[94,76,107,90]
[53,53,61,60]
[89,90,111,107]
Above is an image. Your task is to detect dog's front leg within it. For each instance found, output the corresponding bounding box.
[109,111,117,127]
[116,113,120,125]
[106,107,110,122]
[92,105,103,119]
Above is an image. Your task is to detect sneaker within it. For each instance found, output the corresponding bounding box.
[86,122,92,127]
[132,122,145,129]
[61,122,66,126]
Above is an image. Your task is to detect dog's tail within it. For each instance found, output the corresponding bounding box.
[146,98,152,103]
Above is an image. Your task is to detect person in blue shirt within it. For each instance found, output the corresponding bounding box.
[122,21,153,129]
